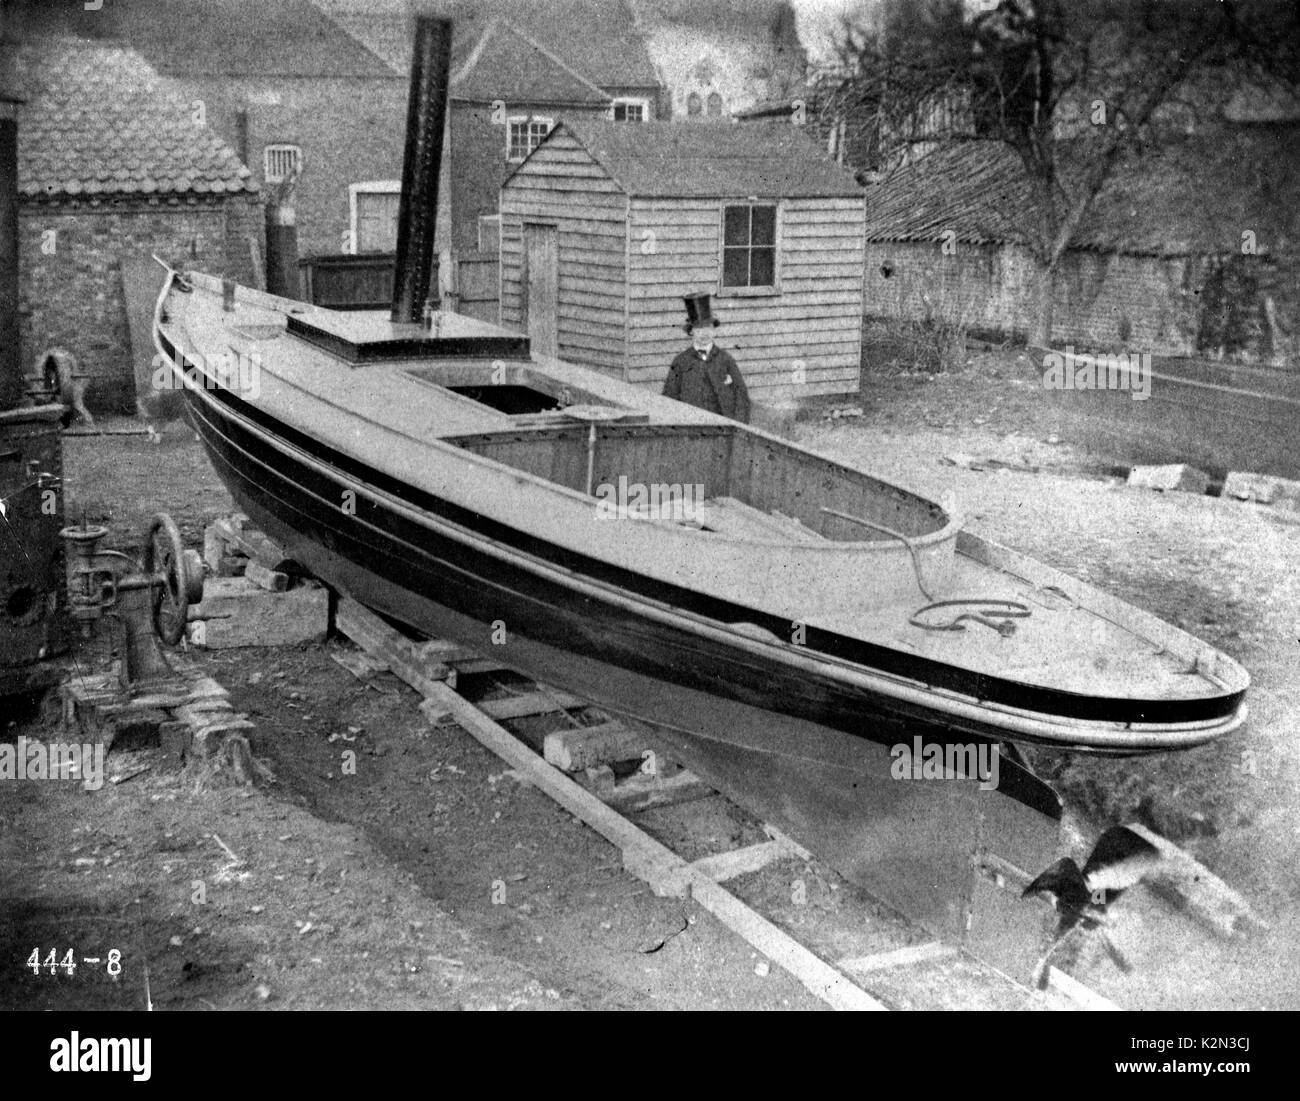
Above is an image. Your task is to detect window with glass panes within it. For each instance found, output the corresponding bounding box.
[721,203,776,288]
[507,117,553,162]
[612,100,647,122]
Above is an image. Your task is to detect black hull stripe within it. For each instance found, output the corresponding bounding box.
[160,330,1242,726]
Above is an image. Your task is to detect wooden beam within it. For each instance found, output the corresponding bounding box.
[335,598,456,693]
[599,769,715,814]
[477,689,587,721]
[343,599,886,1011]
[838,942,958,975]
[1125,822,1270,937]
[691,839,803,883]
[544,720,660,771]
[1045,966,1122,1011]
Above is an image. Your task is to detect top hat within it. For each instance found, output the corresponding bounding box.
[682,293,720,333]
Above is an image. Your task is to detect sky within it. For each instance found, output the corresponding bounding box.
[789,0,878,67]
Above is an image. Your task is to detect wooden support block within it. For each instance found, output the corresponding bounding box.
[192,718,256,757]
[413,638,501,668]
[173,701,236,729]
[336,598,455,692]
[477,689,586,721]
[691,839,804,883]
[601,769,715,814]
[837,941,958,975]
[244,560,289,592]
[1127,463,1210,494]
[203,525,228,573]
[1125,822,1270,937]
[544,721,659,771]
[187,577,329,648]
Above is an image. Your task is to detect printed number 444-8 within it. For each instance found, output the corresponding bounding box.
[27,948,77,976]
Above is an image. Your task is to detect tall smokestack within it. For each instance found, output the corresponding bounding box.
[391,16,452,325]
[1,95,22,411]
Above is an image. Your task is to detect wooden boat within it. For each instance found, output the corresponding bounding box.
[148,18,1246,851]
[152,269,1248,782]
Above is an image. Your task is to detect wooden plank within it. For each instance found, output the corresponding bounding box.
[838,942,958,974]
[598,768,717,814]
[1125,822,1270,937]
[688,876,887,1011]
[335,598,456,693]
[1045,966,1122,1011]
[348,606,886,1011]
[477,689,588,720]
[690,839,803,882]
[187,578,330,649]
[544,720,657,770]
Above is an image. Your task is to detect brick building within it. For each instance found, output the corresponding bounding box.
[119,0,408,262]
[9,36,259,412]
[440,5,662,257]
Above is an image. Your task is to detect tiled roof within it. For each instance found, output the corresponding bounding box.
[526,119,863,199]
[862,143,1032,246]
[452,20,611,105]
[121,0,396,79]
[445,0,659,90]
[863,132,1300,258]
[13,38,257,202]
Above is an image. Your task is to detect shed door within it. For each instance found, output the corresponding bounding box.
[523,223,558,358]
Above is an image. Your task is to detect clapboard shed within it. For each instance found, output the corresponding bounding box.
[499,120,865,402]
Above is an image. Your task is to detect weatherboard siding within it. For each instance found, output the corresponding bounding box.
[499,131,630,375]
[501,129,866,399]
[626,196,865,401]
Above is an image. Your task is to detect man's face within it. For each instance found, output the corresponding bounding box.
[691,325,715,353]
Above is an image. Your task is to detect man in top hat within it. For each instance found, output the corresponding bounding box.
[662,293,751,424]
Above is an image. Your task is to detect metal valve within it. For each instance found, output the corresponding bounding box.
[60,512,204,688]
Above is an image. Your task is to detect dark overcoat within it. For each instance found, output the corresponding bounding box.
[662,345,751,424]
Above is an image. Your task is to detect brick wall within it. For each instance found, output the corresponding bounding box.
[18,194,263,412]
[450,101,612,254]
[863,240,1205,356]
[183,76,408,260]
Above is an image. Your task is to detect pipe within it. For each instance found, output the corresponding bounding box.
[390,16,452,325]
[1,96,22,411]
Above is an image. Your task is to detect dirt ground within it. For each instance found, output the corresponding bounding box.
[3,347,1297,1010]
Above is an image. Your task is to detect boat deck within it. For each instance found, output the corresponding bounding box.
[163,274,1245,717]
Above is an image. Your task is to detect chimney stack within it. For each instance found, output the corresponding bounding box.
[390,16,452,325]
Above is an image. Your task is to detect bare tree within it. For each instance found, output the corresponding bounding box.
[817,0,1300,345]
